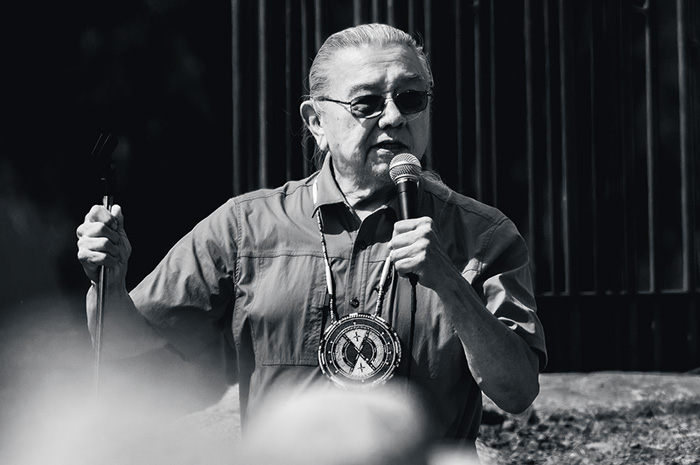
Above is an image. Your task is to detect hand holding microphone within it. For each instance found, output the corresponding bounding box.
[389,153,422,285]
[388,153,453,291]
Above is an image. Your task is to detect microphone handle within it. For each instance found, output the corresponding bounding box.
[396,179,418,220]
[395,179,419,285]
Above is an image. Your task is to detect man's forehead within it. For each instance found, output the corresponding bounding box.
[326,44,428,93]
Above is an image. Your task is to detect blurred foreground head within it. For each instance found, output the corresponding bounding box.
[239,384,433,465]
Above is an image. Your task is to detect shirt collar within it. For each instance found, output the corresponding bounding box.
[311,154,425,218]
[311,155,348,217]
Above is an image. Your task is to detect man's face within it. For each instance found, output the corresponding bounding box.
[314,44,431,190]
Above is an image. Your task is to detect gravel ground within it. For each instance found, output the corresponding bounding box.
[478,372,700,465]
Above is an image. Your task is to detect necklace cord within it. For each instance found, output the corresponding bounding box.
[374,256,394,317]
[315,212,337,322]
[406,281,417,381]
[315,209,393,320]
[314,201,408,387]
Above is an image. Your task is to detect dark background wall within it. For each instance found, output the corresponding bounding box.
[1,0,234,296]
[1,3,236,457]
[0,0,698,399]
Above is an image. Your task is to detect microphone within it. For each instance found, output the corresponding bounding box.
[389,153,422,286]
[389,153,422,220]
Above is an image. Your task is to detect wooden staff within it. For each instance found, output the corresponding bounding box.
[91,133,118,395]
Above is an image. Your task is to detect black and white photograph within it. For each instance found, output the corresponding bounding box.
[1,1,699,464]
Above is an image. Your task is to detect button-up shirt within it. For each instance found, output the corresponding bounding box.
[132,155,547,444]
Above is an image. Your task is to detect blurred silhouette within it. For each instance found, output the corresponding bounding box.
[237,383,482,465]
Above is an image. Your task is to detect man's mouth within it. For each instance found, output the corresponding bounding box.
[373,141,408,152]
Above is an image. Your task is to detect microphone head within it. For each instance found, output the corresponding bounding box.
[389,153,422,185]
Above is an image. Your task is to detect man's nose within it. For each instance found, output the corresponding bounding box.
[378,98,407,127]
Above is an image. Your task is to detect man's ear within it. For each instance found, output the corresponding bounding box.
[300,100,328,152]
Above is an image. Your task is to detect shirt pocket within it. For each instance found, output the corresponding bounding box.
[243,253,327,366]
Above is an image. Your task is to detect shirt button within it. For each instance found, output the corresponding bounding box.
[350,297,360,308]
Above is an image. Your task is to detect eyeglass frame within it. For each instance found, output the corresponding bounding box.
[313,89,433,120]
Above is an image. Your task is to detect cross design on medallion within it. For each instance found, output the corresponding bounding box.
[344,331,376,370]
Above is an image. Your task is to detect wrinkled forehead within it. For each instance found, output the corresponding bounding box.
[324,44,430,97]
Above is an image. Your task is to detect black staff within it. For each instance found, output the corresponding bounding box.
[91,133,118,394]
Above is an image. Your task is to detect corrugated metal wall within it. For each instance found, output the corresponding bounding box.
[230,0,699,372]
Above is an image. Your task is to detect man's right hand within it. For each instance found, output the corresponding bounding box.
[76,204,131,288]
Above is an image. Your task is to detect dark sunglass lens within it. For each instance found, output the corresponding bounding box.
[396,91,428,114]
[350,95,384,116]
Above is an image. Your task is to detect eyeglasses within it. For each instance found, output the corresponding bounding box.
[315,90,432,119]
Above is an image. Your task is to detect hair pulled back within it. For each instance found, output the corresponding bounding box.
[308,23,433,98]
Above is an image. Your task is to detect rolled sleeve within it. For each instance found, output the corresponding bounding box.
[479,219,548,370]
[132,201,237,360]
